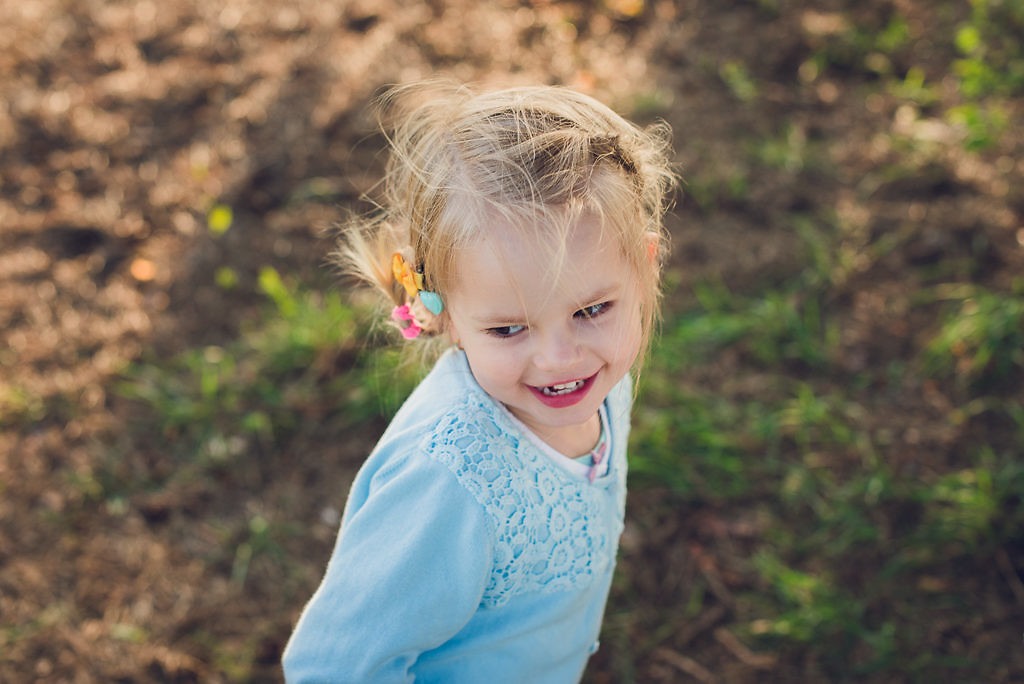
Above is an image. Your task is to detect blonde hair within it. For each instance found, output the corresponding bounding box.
[337,81,676,367]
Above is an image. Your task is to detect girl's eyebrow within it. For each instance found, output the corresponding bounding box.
[578,283,619,305]
[475,313,525,326]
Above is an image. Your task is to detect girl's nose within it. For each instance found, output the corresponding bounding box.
[532,326,583,372]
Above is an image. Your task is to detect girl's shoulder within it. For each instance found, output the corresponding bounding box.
[389,354,513,463]
[604,371,634,432]
[378,349,489,442]
[362,350,507,478]
[611,371,634,407]
[342,353,503,531]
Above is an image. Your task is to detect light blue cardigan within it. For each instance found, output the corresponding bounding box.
[283,349,631,683]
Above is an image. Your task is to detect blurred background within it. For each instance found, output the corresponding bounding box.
[2,0,1023,681]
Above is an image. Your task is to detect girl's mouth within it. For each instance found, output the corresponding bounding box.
[540,380,584,396]
[528,373,597,408]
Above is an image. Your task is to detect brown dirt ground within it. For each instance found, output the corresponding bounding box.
[2,0,1023,681]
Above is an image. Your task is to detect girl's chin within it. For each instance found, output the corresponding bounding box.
[510,406,601,453]
[509,397,599,431]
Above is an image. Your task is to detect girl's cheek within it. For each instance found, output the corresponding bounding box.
[606,315,641,350]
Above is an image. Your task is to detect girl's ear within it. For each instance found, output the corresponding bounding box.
[447,314,461,348]
[644,231,660,265]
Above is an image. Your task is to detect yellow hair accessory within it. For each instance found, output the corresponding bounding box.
[391,252,443,315]
[392,252,423,298]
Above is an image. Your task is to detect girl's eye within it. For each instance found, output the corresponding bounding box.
[575,301,612,320]
[487,324,525,338]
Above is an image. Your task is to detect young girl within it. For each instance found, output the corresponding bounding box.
[283,82,675,683]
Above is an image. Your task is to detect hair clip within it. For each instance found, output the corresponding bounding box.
[392,252,444,315]
[391,304,422,339]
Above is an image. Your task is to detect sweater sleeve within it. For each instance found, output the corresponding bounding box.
[282,451,493,683]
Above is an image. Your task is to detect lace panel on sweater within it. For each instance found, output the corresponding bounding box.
[424,394,620,608]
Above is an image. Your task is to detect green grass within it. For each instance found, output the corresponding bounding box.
[624,109,1023,673]
[628,276,1024,676]
[923,286,1024,389]
[112,268,420,495]
[0,383,45,428]
[720,60,759,102]
[952,0,1024,98]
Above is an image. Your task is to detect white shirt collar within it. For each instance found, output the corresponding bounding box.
[497,403,612,481]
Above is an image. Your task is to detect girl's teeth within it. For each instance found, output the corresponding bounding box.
[541,380,583,396]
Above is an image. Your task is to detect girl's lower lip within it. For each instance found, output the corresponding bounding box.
[527,373,597,408]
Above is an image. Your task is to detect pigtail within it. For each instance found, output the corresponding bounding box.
[331,215,406,307]
[332,83,463,344]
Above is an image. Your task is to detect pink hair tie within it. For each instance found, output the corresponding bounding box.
[391,305,422,339]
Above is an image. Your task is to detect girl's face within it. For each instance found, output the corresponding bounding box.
[446,215,644,455]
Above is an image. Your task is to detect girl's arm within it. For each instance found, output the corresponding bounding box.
[282,454,492,683]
